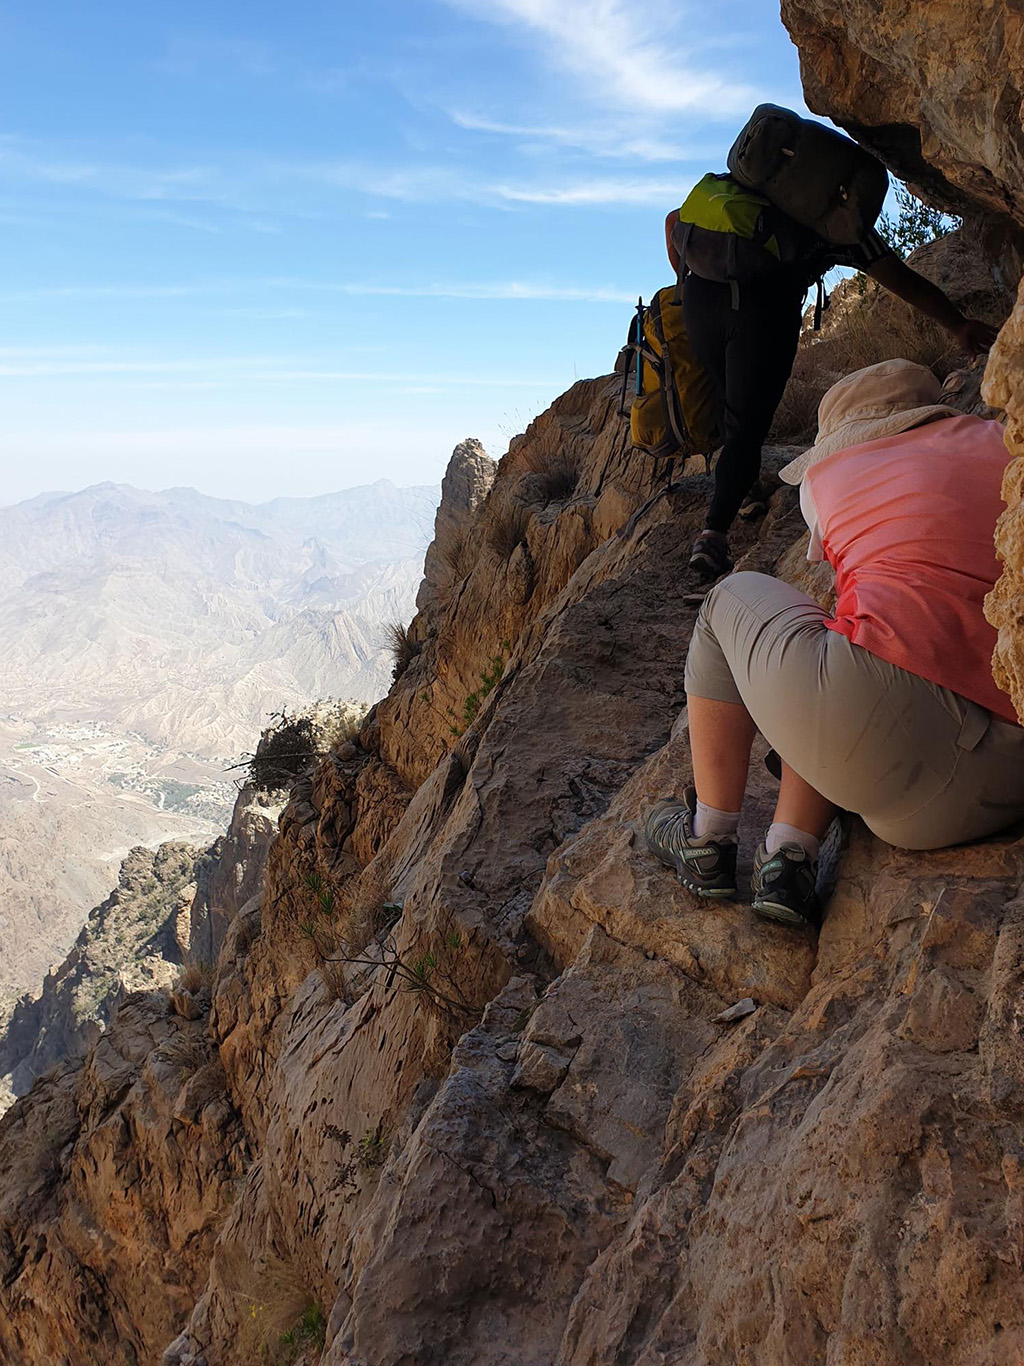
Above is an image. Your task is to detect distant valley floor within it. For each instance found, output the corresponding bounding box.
[0,715,227,1009]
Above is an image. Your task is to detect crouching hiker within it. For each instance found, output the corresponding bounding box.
[669,104,998,581]
[645,359,1024,929]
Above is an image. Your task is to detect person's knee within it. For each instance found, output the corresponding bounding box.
[701,571,778,621]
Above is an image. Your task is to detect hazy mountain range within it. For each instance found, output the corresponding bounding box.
[0,478,438,1005]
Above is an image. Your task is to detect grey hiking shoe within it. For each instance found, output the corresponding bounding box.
[751,843,820,928]
[644,785,738,898]
[689,532,733,582]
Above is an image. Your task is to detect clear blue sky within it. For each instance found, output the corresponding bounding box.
[0,0,809,502]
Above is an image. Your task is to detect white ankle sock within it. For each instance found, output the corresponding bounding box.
[765,822,820,860]
[694,799,741,840]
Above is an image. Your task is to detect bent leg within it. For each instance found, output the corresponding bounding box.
[776,760,838,840]
[687,695,757,813]
[687,571,969,830]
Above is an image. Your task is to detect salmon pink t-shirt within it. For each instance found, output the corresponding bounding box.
[801,414,1018,724]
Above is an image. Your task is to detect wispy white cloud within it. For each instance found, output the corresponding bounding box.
[0,130,685,216]
[0,349,551,386]
[448,110,701,163]
[0,137,224,205]
[492,178,681,206]
[444,0,757,116]
[0,277,635,305]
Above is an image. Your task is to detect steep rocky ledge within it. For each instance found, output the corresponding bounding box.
[5,10,1024,1362]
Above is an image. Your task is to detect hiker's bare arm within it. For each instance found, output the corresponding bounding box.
[665,210,680,273]
[866,254,999,357]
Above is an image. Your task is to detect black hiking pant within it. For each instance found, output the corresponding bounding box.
[683,272,803,534]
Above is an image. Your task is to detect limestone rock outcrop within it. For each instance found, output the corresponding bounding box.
[0,791,279,1116]
[415,437,496,631]
[0,987,248,1365]
[985,291,1024,720]
[187,784,281,964]
[0,843,199,1110]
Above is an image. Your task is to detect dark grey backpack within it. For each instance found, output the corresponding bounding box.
[727,104,889,246]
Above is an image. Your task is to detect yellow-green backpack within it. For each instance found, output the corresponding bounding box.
[621,287,719,461]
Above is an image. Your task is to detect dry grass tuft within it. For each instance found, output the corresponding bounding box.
[318,958,351,1005]
[338,862,400,955]
[772,278,961,446]
[384,619,420,681]
[174,957,214,994]
[486,498,532,561]
[160,1026,215,1077]
[233,1252,325,1363]
[438,529,477,583]
[517,448,580,505]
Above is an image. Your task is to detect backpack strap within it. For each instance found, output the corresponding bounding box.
[672,221,692,304]
[655,317,691,456]
[812,276,830,331]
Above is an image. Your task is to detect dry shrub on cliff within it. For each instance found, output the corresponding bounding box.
[772,279,960,444]
[234,1253,325,1364]
[239,700,367,795]
[517,448,580,505]
[384,619,420,681]
[486,498,532,560]
[173,957,214,994]
[160,1025,215,1077]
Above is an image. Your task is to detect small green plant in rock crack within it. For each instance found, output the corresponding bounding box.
[325,913,476,1024]
[357,1126,389,1171]
[879,180,960,256]
[446,641,513,737]
[279,1301,327,1364]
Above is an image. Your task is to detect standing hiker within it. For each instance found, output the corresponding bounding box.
[668,105,998,581]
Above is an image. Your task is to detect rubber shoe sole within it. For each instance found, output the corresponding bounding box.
[752,898,816,928]
[688,551,731,583]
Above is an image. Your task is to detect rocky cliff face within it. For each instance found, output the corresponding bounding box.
[0,788,278,1116]
[5,10,1024,1364]
[0,843,198,1110]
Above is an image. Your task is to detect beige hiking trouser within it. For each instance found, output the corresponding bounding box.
[684,572,1024,850]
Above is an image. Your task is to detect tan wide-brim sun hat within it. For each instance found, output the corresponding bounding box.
[778,357,960,485]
